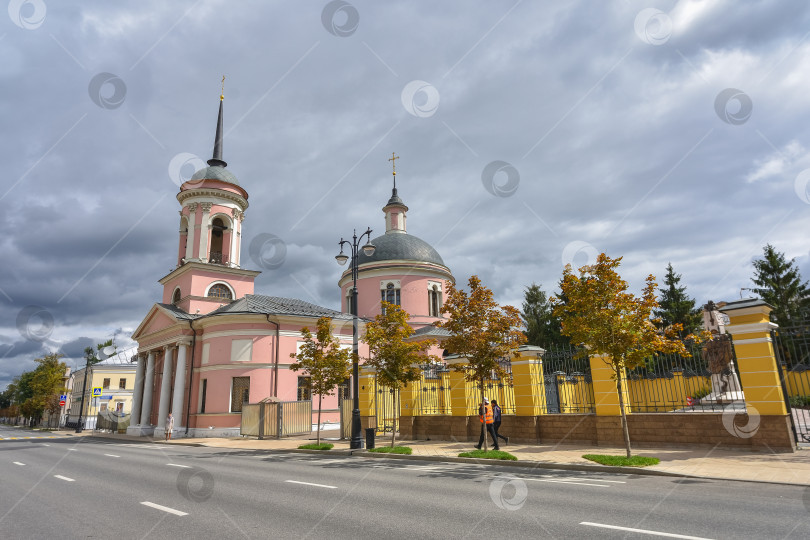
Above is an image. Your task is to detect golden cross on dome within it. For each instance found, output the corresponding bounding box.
[220,75,225,101]
[388,152,399,176]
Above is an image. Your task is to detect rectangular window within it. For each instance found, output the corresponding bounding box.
[200,379,207,414]
[201,342,210,364]
[230,339,253,362]
[115,402,124,413]
[231,377,250,412]
[100,403,108,412]
[102,378,110,389]
[119,378,126,389]
[297,376,312,401]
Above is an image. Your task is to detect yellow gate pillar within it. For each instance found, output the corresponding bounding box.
[512,345,545,416]
[589,354,630,415]
[446,355,476,416]
[400,375,421,417]
[721,299,787,415]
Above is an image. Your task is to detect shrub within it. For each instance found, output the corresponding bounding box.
[789,395,810,408]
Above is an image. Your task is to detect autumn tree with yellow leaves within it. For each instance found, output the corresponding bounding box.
[553,253,690,458]
[290,317,352,445]
[440,276,526,451]
[364,301,438,448]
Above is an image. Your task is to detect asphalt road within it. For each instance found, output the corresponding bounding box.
[0,425,808,539]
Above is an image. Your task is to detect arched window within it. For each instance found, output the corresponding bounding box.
[429,285,442,317]
[209,217,227,264]
[381,282,400,310]
[346,287,356,314]
[172,288,182,304]
[207,283,233,300]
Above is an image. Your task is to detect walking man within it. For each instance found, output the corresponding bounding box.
[475,397,499,451]
[165,413,174,441]
[491,399,509,446]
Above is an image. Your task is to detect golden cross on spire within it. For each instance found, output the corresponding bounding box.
[388,152,399,176]
[220,75,225,101]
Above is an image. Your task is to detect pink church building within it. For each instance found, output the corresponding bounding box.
[127,96,454,438]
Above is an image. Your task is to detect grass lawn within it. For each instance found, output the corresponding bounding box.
[368,446,412,455]
[458,449,518,461]
[582,454,660,467]
[298,443,334,450]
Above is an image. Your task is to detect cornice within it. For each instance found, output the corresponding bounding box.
[177,188,248,211]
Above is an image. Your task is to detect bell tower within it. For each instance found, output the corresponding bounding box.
[160,86,260,314]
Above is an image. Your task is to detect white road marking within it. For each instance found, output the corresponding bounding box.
[285,480,337,489]
[580,522,714,539]
[66,449,77,451]
[522,478,610,488]
[547,475,625,483]
[54,475,75,482]
[104,454,120,458]
[13,462,25,466]
[166,463,191,468]
[41,444,50,446]
[141,501,188,516]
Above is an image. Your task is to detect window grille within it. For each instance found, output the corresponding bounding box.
[231,377,250,412]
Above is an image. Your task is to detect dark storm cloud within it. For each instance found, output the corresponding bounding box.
[2,0,810,389]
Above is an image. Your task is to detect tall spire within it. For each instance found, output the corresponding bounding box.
[386,152,402,205]
[207,76,227,168]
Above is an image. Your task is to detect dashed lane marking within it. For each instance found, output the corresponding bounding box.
[166,463,191,468]
[104,454,120,458]
[141,501,188,516]
[13,462,25,466]
[285,480,337,489]
[580,522,715,539]
[54,475,75,482]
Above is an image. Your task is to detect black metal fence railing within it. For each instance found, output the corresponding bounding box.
[539,345,595,414]
[417,363,450,415]
[772,322,810,443]
[623,336,745,413]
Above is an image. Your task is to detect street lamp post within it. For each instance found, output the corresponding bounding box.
[75,349,94,434]
[336,228,375,450]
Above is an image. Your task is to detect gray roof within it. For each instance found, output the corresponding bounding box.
[357,233,445,267]
[190,165,240,186]
[209,294,355,320]
[411,325,452,338]
[158,303,201,320]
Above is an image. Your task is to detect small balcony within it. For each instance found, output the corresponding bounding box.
[208,251,228,265]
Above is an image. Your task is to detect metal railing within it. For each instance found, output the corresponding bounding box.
[772,323,810,443]
[623,336,745,413]
[539,345,595,414]
[95,411,130,433]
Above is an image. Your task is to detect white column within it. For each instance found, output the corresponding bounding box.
[130,355,146,426]
[197,203,212,263]
[171,342,189,425]
[140,351,156,425]
[235,213,244,266]
[185,203,197,261]
[156,346,174,430]
[229,210,240,267]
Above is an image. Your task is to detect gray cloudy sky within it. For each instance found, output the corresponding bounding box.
[2,0,810,389]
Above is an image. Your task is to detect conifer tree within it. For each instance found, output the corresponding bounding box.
[751,244,810,327]
[521,283,568,348]
[654,263,702,337]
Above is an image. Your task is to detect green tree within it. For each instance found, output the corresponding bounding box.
[16,354,67,424]
[290,317,352,445]
[439,275,527,451]
[363,301,438,448]
[751,244,810,327]
[522,283,568,347]
[654,263,703,336]
[553,254,689,458]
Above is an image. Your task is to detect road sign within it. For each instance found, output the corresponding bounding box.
[92,387,102,397]
[59,400,66,407]
[59,394,66,401]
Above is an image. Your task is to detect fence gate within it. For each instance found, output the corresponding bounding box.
[240,400,311,438]
[772,324,810,443]
[544,377,561,414]
[339,398,352,439]
[374,379,398,435]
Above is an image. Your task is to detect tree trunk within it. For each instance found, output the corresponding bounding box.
[480,382,487,452]
[317,394,322,446]
[615,365,632,458]
[391,388,398,448]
